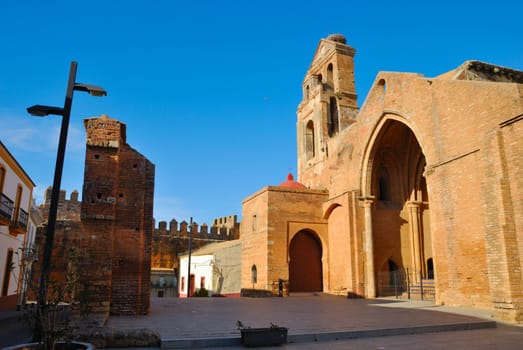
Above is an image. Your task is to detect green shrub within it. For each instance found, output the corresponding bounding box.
[193,288,209,297]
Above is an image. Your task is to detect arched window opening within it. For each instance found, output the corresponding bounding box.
[378,79,386,93]
[251,214,257,232]
[251,265,257,284]
[327,63,334,83]
[328,97,339,137]
[304,85,310,99]
[427,258,434,279]
[305,121,315,159]
[377,79,387,104]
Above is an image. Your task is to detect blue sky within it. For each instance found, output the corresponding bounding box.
[1,0,522,226]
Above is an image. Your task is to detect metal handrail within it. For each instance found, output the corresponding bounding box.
[0,192,14,219]
[16,207,29,229]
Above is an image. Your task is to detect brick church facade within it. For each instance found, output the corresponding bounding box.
[240,34,523,322]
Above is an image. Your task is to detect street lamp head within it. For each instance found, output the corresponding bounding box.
[74,83,107,97]
[27,105,65,117]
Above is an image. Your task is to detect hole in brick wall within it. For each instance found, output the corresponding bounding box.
[119,193,124,198]
[135,227,139,231]
[94,154,100,159]
[133,163,138,168]
[97,193,102,199]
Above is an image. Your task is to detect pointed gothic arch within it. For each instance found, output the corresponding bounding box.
[360,114,433,297]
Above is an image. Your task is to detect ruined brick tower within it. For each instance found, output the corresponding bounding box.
[33,115,154,319]
[81,115,155,316]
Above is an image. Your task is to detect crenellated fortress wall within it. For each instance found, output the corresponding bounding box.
[154,215,239,240]
[151,215,240,270]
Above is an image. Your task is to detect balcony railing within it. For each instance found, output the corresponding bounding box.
[1,192,29,234]
[0,193,14,222]
[14,207,29,230]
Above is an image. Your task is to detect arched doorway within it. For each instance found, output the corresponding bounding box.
[377,259,405,297]
[289,230,323,292]
[364,118,432,296]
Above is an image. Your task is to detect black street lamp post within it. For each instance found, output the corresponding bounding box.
[187,217,193,298]
[27,61,106,341]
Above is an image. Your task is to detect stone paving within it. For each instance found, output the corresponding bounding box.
[2,294,522,349]
[105,294,505,348]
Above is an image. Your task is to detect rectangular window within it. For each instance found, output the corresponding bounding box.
[0,167,6,193]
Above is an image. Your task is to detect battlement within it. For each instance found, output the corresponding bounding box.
[212,215,238,229]
[154,215,240,240]
[38,186,241,241]
[39,186,81,221]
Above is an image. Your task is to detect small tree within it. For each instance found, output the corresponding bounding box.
[20,246,90,350]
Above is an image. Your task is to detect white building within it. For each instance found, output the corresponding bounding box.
[17,199,42,306]
[179,240,241,298]
[0,141,35,310]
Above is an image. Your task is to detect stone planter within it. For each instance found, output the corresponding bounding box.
[240,327,288,347]
[2,341,95,350]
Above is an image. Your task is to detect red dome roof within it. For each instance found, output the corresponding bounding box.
[278,173,307,189]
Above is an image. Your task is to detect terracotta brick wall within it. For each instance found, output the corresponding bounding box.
[82,115,154,316]
[240,186,328,296]
[33,115,155,320]
[290,35,523,321]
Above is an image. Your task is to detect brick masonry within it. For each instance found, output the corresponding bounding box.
[240,34,523,322]
[151,216,239,271]
[34,115,155,320]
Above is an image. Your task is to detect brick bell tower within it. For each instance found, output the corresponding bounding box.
[82,114,155,316]
[296,34,359,187]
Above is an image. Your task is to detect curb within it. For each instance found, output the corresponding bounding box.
[160,320,497,349]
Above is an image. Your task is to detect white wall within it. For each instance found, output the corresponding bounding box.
[0,226,25,296]
[1,165,32,216]
[179,254,214,296]
[1,145,34,301]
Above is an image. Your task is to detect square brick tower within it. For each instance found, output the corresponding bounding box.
[82,115,155,315]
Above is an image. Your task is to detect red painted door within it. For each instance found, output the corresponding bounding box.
[189,274,195,297]
[289,231,323,292]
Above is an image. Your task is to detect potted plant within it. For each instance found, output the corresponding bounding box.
[236,321,288,347]
[7,246,95,350]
